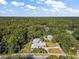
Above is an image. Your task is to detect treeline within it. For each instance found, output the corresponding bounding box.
[0,17,79,54]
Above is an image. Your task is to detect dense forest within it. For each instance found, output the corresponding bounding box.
[0,17,79,55]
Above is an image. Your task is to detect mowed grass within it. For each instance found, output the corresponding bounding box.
[46,41,57,47]
[20,41,32,53]
[46,41,61,54]
[49,48,61,53]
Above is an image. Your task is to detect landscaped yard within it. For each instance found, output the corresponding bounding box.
[20,40,61,54]
[49,48,61,53]
[46,41,57,47]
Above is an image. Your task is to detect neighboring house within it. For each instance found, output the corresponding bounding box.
[31,38,46,49]
[32,38,40,44]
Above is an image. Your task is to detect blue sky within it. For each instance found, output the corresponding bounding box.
[0,0,79,16]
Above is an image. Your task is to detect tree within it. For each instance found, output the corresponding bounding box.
[3,34,16,54]
[72,29,79,40]
[56,33,77,54]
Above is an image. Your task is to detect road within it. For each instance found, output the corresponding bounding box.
[0,53,79,59]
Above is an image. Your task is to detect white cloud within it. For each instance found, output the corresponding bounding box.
[65,8,79,13]
[40,0,45,1]
[0,0,79,16]
[37,2,41,4]
[45,0,66,9]
[42,8,49,11]
[64,8,79,15]
[25,5,36,10]
[11,1,25,6]
[45,0,53,4]
[43,0,79,15]
[51,2,66,9]
[37,0,46,4]
[30,6,79,16]
[0,0,7,5]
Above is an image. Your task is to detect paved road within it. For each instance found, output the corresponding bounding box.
[0,53,79,59]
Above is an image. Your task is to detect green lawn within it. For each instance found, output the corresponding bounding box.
[46,41,57,47]
[49,48,61,53]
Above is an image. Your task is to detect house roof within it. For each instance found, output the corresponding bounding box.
[32,38,41,43]
[31,38,46,49]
